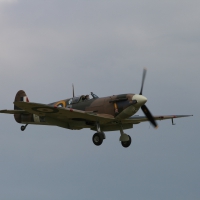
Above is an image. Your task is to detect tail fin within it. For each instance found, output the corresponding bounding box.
[14,90,30,123]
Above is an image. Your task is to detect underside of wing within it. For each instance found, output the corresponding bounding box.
[14,101,115,125]
[122,115,193,124]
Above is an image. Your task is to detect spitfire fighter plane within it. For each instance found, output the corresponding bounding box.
[0,69,192,148]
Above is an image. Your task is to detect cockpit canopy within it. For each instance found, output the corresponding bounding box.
[68,92,99,105]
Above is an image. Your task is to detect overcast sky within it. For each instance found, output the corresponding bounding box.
[0,0,199,199]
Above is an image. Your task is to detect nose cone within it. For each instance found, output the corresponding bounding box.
[132,94,147,105]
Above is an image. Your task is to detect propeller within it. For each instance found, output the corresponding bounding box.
[139,69,158,128]
[141,104,158,128]
[139,68,147,95]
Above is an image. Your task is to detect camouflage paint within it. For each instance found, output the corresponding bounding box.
[14,90,33,123]
[14,90,138,124]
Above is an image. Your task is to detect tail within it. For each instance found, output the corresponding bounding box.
[14,90,31,123]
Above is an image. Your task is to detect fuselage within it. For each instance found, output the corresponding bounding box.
[50,93,147,120]
[14,90,147,129]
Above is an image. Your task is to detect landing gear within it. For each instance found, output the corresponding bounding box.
[92,122,105,146]
[21,124,28,131]
[92,122,132,148]
[92,133,104,146]
[119,124,132,148]
[121,135,132,148]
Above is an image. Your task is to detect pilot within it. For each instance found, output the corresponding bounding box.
[85,95,89,100]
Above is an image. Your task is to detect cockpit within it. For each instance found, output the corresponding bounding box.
[68,92,99,105]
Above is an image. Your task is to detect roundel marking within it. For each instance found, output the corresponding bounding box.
[32,107,59,113]
[54,100,66,107]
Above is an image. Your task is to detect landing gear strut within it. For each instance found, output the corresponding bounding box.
[21,124,28,131]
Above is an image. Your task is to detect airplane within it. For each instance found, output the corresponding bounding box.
[0,69,192,148]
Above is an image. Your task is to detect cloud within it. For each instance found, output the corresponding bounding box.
[0,0,17,11]
[0,0,17,3]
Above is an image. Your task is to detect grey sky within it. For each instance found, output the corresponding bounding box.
[0,1,199,199]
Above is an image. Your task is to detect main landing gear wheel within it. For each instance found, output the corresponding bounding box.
[121,135,132,148]
[92,133,104,146]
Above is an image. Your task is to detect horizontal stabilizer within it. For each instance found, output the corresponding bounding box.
[0,109,29,114]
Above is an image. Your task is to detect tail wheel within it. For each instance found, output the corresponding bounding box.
[121,135,132,148]
[92,133,103,146]
[20,124,28,131]
[21,126,25,131]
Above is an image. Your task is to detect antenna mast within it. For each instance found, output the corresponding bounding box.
[72,84,75,97]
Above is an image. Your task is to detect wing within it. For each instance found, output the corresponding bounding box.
[5,102,193,128]
[14,101,115,124]
[122,115,193,124]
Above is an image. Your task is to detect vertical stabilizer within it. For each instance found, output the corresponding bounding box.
[14,90,31,123]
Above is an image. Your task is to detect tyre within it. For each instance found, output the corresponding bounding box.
[121,135,132,148]
[21,126,25,131]
[92,133,103,146]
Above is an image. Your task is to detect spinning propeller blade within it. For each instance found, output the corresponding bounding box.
[139,68,147,95]
[141,104,158,128]
[139,68,158,128]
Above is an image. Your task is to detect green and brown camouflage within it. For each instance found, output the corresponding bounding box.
[13,90,138,125]
[11,89,192,131]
